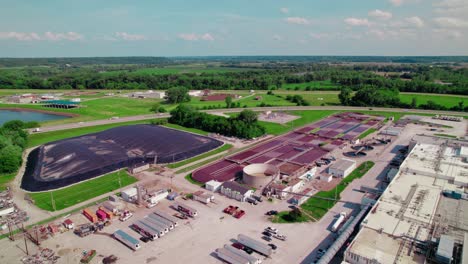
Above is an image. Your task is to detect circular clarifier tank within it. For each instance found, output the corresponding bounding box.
[242,163,280,189]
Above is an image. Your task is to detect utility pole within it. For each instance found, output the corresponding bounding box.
[22,223,29,256]
[50,192,56,211]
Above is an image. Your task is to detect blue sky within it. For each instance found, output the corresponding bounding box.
[0,0,467,57]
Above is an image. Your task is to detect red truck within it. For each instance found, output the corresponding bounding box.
[96,209,107,221]
[234,210,245,219]
[83,208,97,223]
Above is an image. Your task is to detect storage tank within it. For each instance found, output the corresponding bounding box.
[242,163,279,189]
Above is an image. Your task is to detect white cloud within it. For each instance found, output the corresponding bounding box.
[284,17,311,25]
[309,33,329,40]
[178,33,215,41]
[344,18,371,26]
[0,31,82,41]
[280,7,289,14]
[368,10,393,20]
[273,34,282,41]
[390,0,404,6]
[433,28,463,38]
[434,17,468,28]
[115,32,146,41]
[201,33,214,41]
[405,16,424,28]
[434,0,466,8]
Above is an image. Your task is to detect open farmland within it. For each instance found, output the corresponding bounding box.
[400,93,468,108]
[29,170,137,211]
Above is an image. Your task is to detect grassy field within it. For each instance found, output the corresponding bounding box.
[0,173,15,190]
[273,161,375,223]
[27,119,152,147]
[30,170,137,211]
[400,93,468,108]
[184,173,204,186]
[358,128,378,139]
[275,80,339,91]
[434,133,457,138]
[167,144,233,169]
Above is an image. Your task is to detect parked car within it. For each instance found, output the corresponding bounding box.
[262,236,272,242]
[265,227,278,234]
[268,243,277,250]
[243,247,254,254]
[232,243,244,250]
[262,231,272,237]
[266,210,278,216]
[317,249,326,257]
[246,197,258,205]
[252,195,263,202]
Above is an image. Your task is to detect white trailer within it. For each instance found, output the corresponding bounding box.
[331,212,347,232]
[237,234,272,257]
[216,248,250,264]
[140,219,167,235]
[148,214,174,230]
[113,230,141,251]
[144,217,170,233]
[153,209,179,227]
[224,244,262,264]
[132,220,161,240]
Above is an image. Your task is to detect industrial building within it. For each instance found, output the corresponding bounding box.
[328,159,356,178]
[344,136,468,264]
[121,187,138,203]
[129,90,165,99]
[219,181,253,202]
[205,180,222,192]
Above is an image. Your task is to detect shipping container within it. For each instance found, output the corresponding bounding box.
[153,209,179,227]
[147,214,174,230]
[96,210,107,221]
[82,208,97,223]
[99,207,114,220]
[113,229,141,251]
[131,221,160,240]
[237,234,272,257]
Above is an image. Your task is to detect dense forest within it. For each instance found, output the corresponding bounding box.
[0,120,36,174]
[1,63,467,95]
[169,105,265,139]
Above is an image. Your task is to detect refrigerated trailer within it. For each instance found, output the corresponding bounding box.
[113,230,141,251]
[132,221,160,240]
[140,219,167,235]
[331,212,347,232]
[148,214,174,230]
[224,244,262,264]
[153,209,179,227]
[237,234,272,257]
[216,248,250,264]
[174,202,198,217]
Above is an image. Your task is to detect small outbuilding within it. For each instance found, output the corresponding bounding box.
[205,180,222,192]
[436,235,455,264]
[121,187,138,202]
[328,159,357,178]
[320,174,333,182]
[193,190,214,204]
[220,181,253,202]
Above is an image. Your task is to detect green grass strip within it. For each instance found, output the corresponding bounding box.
[167,144,232,169]
[358,128,378,139]
[184,173,204,186]
[30,170,137,211]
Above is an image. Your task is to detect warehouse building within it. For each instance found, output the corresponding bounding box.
[328,159,356,178]
[344,136,468,264]
[219,181,253,202]
[205,180,222,192]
